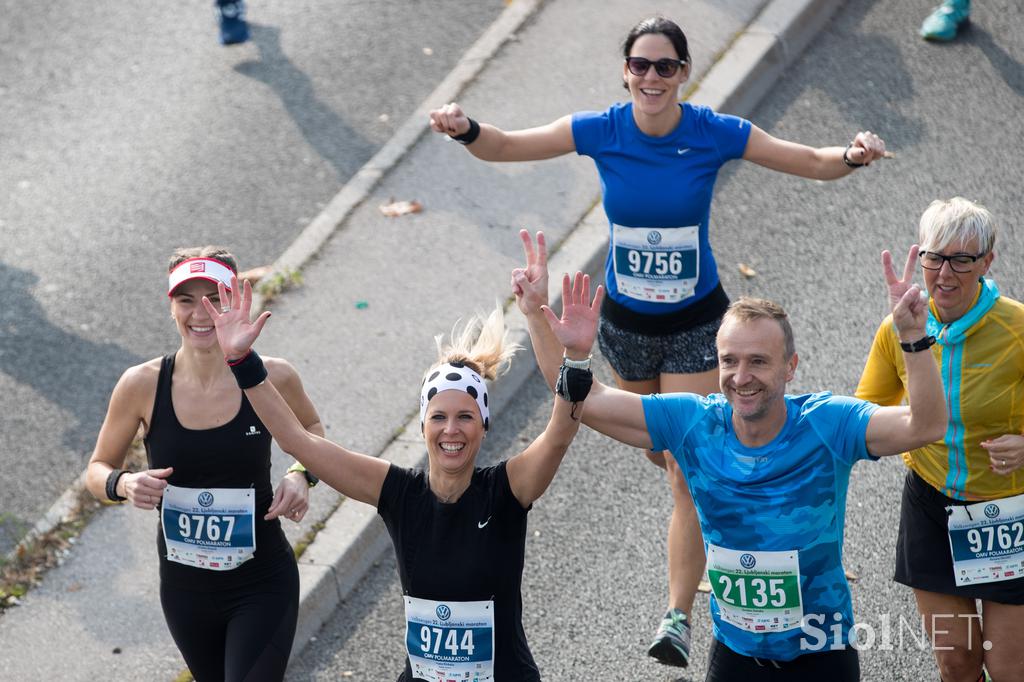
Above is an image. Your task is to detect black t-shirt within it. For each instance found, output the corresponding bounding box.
[145,353,293,590]
[378,461,539,681]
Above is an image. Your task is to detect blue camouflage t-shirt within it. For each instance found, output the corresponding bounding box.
[572,102,751,314]
[642,391,877,660]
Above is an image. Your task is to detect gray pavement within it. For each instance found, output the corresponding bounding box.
[0,0,506,556]
[2,0,1021,680]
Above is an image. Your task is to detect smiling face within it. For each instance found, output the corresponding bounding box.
[623,33,689,119]
[921,236,994,323]
[717,316,797,425]
[422,390,484,477]
[170,279,224,350]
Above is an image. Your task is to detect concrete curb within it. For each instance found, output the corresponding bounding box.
[288,0,846,660]
[250,0,544,314]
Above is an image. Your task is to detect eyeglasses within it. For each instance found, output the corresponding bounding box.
[918,250,987,273]
[625,57,686,78]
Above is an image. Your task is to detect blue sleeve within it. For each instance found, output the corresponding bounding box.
[642,393,705,453]
[811,395,879,465]
[701,106,752,162]
[571,109,607,158]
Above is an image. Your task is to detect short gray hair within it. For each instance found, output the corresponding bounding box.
[918,197,996,255]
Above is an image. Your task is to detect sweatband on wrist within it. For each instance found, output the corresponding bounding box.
[451,118,481,145]
[105,469,128,502]
[227,349,268,389]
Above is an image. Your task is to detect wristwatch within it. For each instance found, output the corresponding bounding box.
[562,354,592,370]
[899,335,936,353]
[287,463,319,488]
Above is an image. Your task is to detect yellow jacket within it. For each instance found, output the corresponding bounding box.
[856,280,1024,500]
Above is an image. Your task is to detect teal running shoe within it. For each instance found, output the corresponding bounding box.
[647,608,691,668]
[920,0,970,41]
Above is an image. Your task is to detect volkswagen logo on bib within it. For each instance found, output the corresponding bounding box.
[740,553,756,569]
[198,491,215,508]
[435,604,451,621]
[647,230,662,246]
[984,503,1001,519]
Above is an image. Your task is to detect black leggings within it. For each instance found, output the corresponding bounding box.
[706,638,860,682]
[160,560,299,682]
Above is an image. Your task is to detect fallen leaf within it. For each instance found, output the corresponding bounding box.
[379,199,423,217]
[845,569,859,583]
[738,263,757,278]
[239,265,272,284]
[66,582,82,592]
[422,47,433,56]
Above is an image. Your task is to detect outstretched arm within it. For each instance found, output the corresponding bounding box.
[743,125,887,180]
[506,274,597,507]
[511,230,653,449]
[202,277,389,507]
[429,102,575,162]
[864,245,948,456]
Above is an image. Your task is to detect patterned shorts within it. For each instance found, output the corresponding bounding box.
[597,313,722,382]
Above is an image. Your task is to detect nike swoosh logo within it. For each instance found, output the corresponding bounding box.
[478,517,491,529]
[677,148,690,155]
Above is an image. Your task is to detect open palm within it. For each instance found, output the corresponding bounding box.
[541,272,604,357]
[200,276,271,359]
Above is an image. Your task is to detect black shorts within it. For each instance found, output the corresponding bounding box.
[894,469,1024,604]
[598,314,722,381]
[705,638,859,682]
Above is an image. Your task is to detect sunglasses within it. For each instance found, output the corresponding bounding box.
[625,57,687,78]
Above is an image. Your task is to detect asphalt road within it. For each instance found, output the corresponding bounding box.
[286,0,1024,679]
[0,0,505,555]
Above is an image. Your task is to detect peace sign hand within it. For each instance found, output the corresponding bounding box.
[540,272,604,358]
[511,229,550,316]
[200,276,272,360]
[882,245,928,340]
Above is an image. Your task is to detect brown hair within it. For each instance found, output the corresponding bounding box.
[722,297,795,359]
[167,246,239,274]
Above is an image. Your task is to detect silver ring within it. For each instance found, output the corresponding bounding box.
[1002,459,1006,466]
[221,305,231,313]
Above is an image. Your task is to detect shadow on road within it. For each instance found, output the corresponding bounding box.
[234,23,377,181]
[0,260,143,553]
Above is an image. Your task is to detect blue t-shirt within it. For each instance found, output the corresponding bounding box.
[642,392,878,661]
[572,102,751,314]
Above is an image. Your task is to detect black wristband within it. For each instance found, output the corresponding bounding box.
[556,364,593,410]
[105,469,127,502]
[842,143,865,168]
[900,335,936,353]
[451,118,481,145]
[228,349,268,389]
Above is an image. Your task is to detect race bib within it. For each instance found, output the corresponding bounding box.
[611,224,699,303]
[947,492,1024,586]
[161,485,255,571]
[404,596,494,682]
[706,543,803,632]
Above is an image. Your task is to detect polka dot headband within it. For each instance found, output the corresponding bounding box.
[420,362,490,431]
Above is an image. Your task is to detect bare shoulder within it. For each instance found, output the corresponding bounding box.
[263,355,301,386]
[118,357,162,396]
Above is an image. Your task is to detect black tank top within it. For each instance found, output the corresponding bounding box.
[145,353,293,590]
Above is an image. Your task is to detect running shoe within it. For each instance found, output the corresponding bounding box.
[920,0,970,41]
[216,0,250,45]
[647,608,691,668]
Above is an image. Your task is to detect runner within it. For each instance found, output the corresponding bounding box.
[85,246,324,682]
[430,15,887,667]
[511,232,947,680]
[856,198,1024,682]
[199,274,600,681]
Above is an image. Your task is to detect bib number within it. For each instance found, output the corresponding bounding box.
[706,544,803,632]
[947,492,1024,586]
[161,485,255,571]
[612,224,699,303]
[404,597,494,681]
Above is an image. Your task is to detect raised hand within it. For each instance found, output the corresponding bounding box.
[429,102,471,137]
[847,130,887,166]
[883,245,928,340]
[200,276,271,360]
[511,229,550,316]
[540,272,604,358]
